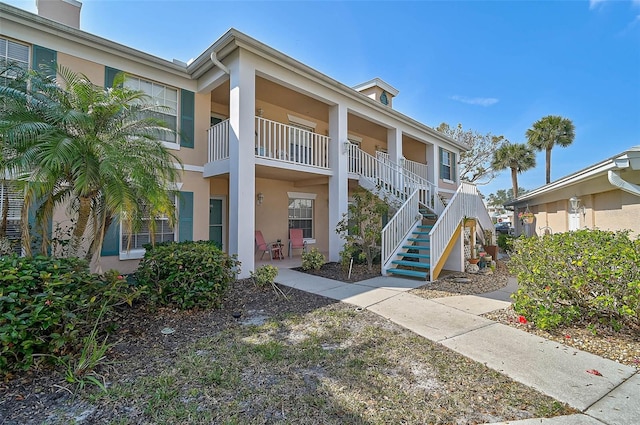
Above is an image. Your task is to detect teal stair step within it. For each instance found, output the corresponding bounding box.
[402,245,430,251]
[387,268,428,279]
[407,238,429,242]
[418,225,433,229]
[398,252,430,259]
[412,231,431,236]
[391,260,430,269]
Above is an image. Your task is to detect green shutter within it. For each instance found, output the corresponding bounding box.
[180,89,195,148]
[451,152,457,182]
[178,191,193,242]
[27,202,53,254]
[101,220,120,256]
[32,45,56,77]
[104,66,121,88]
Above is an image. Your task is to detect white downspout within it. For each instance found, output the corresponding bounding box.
[210,51,229,74]
[608,170,640,197]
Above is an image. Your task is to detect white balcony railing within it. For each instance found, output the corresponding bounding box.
[255,117,330,169]
[404,158,428,181]
[207,117,330,169]
[208,119,230,162]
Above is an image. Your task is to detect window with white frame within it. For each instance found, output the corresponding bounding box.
[124,76,178,143]
[0,182,23,253]
[288,197,314,239]
[439,148,456,182]
[0,37,29,85]
[120,199,176,257]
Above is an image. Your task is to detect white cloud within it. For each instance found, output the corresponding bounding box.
[450,95,499,107]
[589,0,606,10]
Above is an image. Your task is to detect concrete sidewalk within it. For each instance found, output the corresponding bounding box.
[275,269,639,425]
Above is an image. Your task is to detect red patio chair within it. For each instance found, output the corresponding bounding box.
[255,230,277,260]
[288,228,307,257]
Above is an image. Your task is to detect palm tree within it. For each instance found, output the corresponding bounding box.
[0,64,182,261]
[491,143,536,198]
[526,115,575,184]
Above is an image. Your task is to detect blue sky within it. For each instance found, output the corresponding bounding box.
[4,0,640,197]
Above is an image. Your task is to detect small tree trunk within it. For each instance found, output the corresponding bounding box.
[70,196,92,256]
[546,148,552,184]
[510,167,519,199]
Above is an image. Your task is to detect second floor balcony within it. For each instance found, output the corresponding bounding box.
[207,117,331,175]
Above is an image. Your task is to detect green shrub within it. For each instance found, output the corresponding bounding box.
[497,234,515,252]
[0,255,141,373]
[251,265,279,287]
[136,241,240,310]
[510,229,640,331]
[301,248,325,271]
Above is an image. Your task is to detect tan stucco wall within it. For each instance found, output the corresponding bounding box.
[525,188,640,237]
[254,178,329,254]
[57,52,104,86]
[402,136,427,164]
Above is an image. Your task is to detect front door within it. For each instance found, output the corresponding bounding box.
[209,197,225,250]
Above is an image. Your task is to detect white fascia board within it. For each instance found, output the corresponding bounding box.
[511,148,640,205]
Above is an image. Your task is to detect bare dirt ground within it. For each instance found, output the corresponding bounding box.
[0,262,577,425]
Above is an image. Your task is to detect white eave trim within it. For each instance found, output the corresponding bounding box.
[352,78,400,97]
[512,146,640,204]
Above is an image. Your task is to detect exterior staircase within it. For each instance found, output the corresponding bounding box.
[387,220,433,279]
[347,144,492,281]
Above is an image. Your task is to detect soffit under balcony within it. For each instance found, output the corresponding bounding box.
[348,113,387,141]
[255,165,330,184]
[209,77,330,124]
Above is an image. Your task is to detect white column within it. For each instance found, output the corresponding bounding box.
[387,127,403,191]
[328,103,348,262]
[387,127,403,164]
[228,51,256,278]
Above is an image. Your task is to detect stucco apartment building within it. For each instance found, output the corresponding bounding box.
[509,147,640,238]
[0,0,492,279]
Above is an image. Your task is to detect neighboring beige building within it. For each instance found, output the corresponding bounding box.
[0,1,492,280]
[509,146,640,238]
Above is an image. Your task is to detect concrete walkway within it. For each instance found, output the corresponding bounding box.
[275,269,639,425]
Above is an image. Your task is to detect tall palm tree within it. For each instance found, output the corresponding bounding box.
[0,64,182,261]
[491,143,536,198]
[526,115,575,184]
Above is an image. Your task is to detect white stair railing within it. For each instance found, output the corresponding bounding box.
[373,151,435,212]
[348,144,430,270]
[428,182,486,280]
[381,189,420,268]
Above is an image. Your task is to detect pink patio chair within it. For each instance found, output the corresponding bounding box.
[255,230,278,260]
[288,228,307,257]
